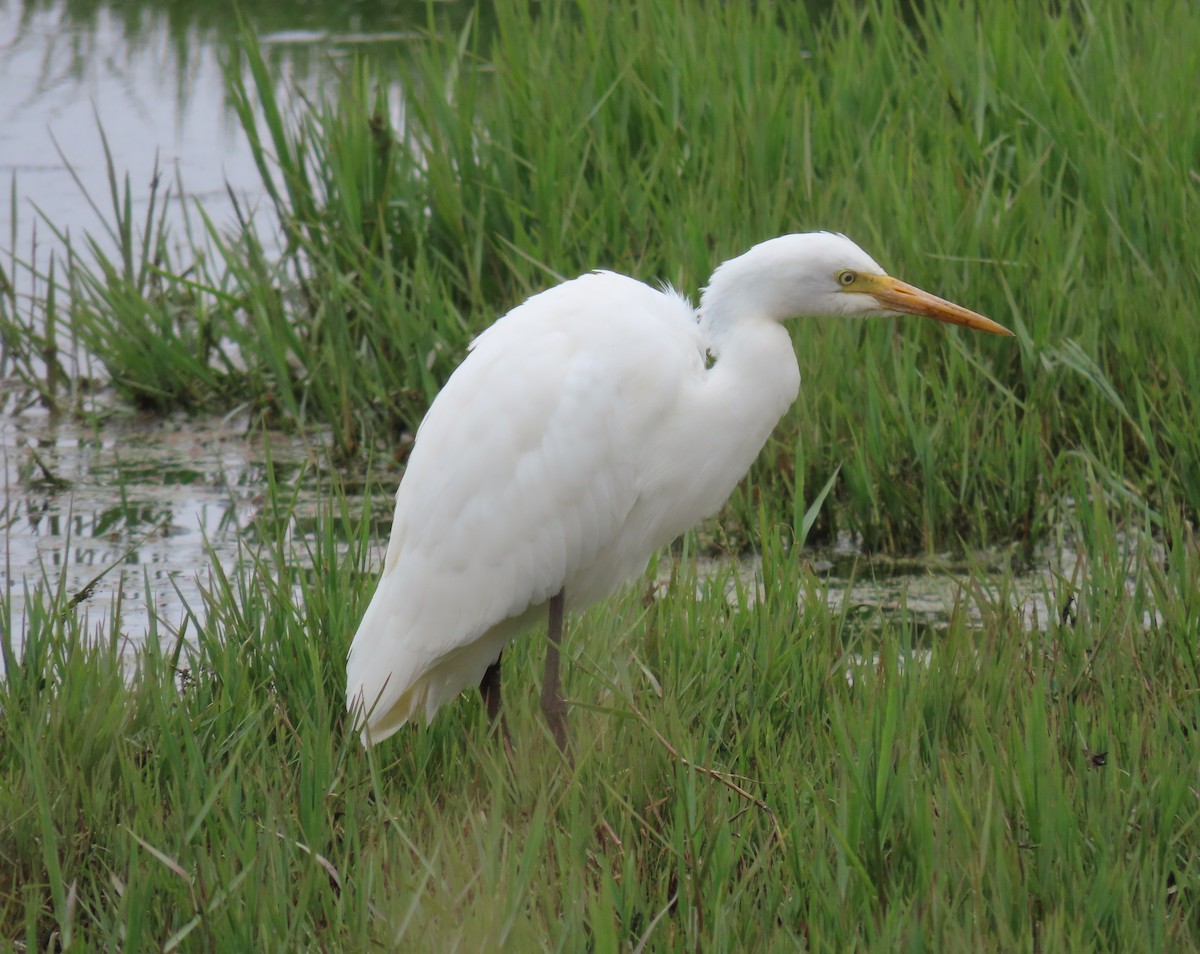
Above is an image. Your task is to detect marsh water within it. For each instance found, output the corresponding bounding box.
[1,411,324,653]
[3,407,1091,663]
[0,0,1141,662]
[1,0,466,257]
[1,0,441,658]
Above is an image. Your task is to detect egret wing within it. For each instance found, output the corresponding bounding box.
[347,273,704,739]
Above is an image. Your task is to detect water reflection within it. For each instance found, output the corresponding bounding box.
[0,0,1169,687]
[3,409,1164,681]
[0,410,335,660]
[0,0,474,258]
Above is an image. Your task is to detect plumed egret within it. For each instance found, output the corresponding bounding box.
[347,232,1012,751]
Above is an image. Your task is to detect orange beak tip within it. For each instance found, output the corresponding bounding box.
[866,276,1013,338]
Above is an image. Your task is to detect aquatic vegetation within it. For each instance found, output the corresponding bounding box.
[2,482,1197,949]
[2,0,1196,549]
[2,0,1198,948]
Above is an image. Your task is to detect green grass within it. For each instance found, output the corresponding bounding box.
[2,478,1198,950]
[3,0,1200,948]
[3,0,1197,546]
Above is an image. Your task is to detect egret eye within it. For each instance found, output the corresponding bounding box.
[837,270,857,287]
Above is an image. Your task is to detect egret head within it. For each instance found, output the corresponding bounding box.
[700,232,1012,336]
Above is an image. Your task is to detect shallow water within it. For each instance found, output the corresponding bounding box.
[673,539,1068,643]
[0,0,462,262]
[0,0,429,654]
[0,0,1161,669]
[2,404,1113,672]
[0,407,336,659]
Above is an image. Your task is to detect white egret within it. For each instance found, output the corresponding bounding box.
[347,232,1012,751]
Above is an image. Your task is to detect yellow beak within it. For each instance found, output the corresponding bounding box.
[858,274,1014,336]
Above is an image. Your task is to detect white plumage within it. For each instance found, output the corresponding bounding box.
[347,232,1011,747]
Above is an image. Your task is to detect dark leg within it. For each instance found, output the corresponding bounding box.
[479,654,511,746]
[541,590,572,757]
[480,655,503,721]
